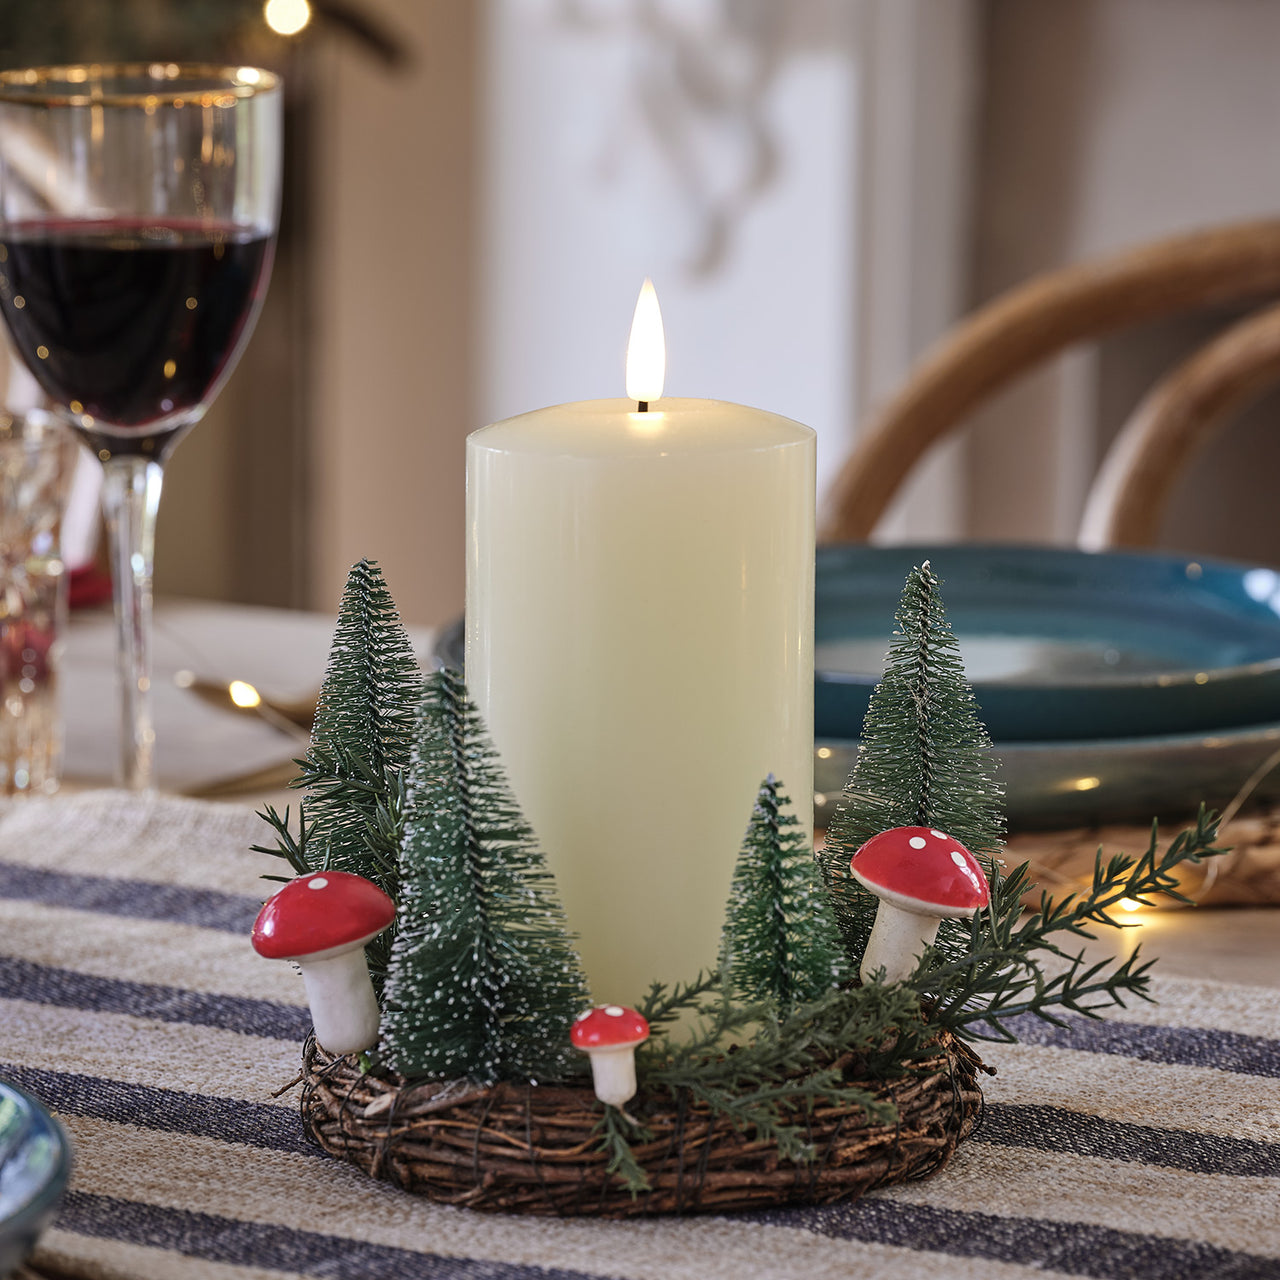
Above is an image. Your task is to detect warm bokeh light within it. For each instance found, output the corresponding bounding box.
[264,0,312,37]
[625,278,665,404]
[1117,898,1144,914]
[229,680,263,709]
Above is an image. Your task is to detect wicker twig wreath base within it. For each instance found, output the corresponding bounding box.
[299,1033,990,1217]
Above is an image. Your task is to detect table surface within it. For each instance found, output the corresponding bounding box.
[62,599,436,798]
[15,597,1278,1278]
[60,598,1280,991]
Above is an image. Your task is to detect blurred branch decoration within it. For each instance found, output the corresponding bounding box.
[0,0,411,72]
[557,0,787,276]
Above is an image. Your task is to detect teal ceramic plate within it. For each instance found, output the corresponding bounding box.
[0,1078,71,1277]
[814,722,1280,831]
[436,541,1280,826]
[817,544,1280,741]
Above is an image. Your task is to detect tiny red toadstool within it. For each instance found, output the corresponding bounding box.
[850,826,989,985]
[570,1004,650,1107]
[251,871,395,1055]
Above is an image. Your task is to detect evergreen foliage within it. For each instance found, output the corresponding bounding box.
[253,560,418,990]
[379,667,591,1086]
[596,808,1233,1189]
[720,776,847,1012]
[820,561,1004,960]
[303,559,421,887]
[594,970,922,1194]
[247,554,1241,1199]
[912,806,1226,1039]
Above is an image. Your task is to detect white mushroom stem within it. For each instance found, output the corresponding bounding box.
[860,904,946,986]
[298,946,381,1055]
[584,1044,641,1108]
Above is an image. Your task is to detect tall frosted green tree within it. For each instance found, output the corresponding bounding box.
[380,668,591,1086]
[820,562,1004,962]
[301,559,421,888]
[720,776,847,1013]
[255,559,421,990]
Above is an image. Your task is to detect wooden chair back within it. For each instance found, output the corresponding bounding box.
[822,219,1280,545]
[1079,299,1280,549]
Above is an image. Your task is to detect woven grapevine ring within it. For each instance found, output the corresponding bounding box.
[299,1032,990,1217]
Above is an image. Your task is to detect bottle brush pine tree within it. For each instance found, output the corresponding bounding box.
[254,559,420,992]
[302,558,421,887]
[379,667,591,1086]
[720,776,847,1012]
[819,561,1004,964]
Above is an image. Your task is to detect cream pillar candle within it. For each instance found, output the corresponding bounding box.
[465,294,814,1003]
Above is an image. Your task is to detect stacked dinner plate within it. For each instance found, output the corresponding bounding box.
[814,545,1280,830]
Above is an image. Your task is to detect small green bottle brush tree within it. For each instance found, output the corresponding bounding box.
[378,666,591,1086]
[720,774,848,1013]
[257,558,1231,1193]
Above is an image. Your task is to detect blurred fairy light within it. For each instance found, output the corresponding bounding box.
[265,0,312,37]
[229,680,263,709]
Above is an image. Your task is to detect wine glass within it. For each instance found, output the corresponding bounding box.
[0,64,282,788]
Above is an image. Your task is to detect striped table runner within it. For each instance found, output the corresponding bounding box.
[1,790,1278,1280]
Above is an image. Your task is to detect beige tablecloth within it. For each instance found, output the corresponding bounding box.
[1,791,1278,1280]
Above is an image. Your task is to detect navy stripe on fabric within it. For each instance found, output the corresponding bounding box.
[1006,1012,1280,1079]
[0,955,311,1040]
[980,1103,1280,1177]
[0,860,261,933]
[0,1062,317,1158]
[755,1199,1280,1280]
[58,1191,601,1280]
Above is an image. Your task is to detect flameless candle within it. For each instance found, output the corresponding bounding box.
[465,284,815,1002]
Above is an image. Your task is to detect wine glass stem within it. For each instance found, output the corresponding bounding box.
[99,456,165,790]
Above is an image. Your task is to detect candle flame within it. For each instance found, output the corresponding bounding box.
[625,278,665,404]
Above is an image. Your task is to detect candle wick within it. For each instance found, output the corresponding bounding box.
[637,401,649,413]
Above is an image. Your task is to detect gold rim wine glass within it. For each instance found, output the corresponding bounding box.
[0,64,283,788]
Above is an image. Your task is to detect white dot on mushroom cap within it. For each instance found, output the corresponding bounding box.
[931,830,947,839]
[604,1005,625,1017]
[908,836,927,849]
[308,877,328,890]
[575,1009,592,1022]
[950,850,968,867]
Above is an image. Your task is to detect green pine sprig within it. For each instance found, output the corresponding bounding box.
[597,1106,653,1195]
[589,975,925,1189]
[909,806,1226,1040]
[253,800,310,881]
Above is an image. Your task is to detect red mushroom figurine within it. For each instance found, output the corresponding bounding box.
[570,1005,650,1107]
[251,871,395,1055]
[849,826,989,985]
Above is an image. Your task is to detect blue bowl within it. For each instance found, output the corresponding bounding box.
[816,544,1280,741]
[0,1079,72,1278]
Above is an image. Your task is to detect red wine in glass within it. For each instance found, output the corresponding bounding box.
[0,219,273,456]
[0,64,282,790]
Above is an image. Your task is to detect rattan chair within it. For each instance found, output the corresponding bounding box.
[1078,298,1280,549]
[821,219,1280,547]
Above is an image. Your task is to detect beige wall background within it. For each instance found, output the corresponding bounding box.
[307,0,477,626]
[154,0,478,628]
[964,0,1280,559]
[121,0,1280,622]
